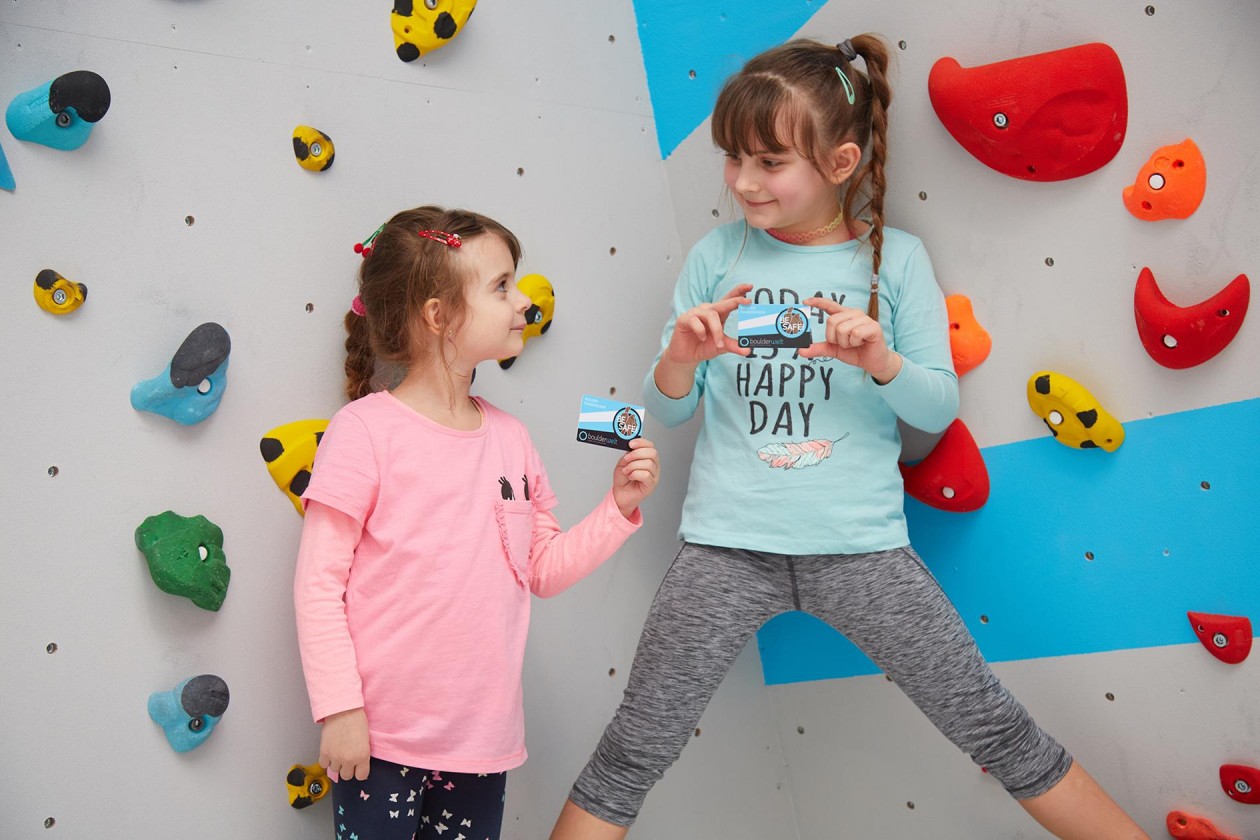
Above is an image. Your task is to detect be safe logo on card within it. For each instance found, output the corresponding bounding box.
[577,395,645,450]
[737,304,816,349]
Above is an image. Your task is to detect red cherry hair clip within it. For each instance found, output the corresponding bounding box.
[353,223,384,259]
[417,230,462,248]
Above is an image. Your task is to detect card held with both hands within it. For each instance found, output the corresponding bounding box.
[576,395,645,450]
[736,303,817,349]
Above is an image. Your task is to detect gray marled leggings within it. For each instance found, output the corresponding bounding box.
[569,543,1072,826]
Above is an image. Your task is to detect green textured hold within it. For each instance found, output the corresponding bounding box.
[134,511,230,611]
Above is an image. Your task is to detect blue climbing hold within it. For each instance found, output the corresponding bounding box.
[147,674,230,753]
[6,71,111,151]
[130,323,231,425]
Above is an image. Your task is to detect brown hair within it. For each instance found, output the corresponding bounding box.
[711,35,893,318]
[343,206,522,401]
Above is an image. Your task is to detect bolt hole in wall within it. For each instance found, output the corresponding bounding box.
[184,215,195,226]
[1106,692,1116,702]
[305,303,314,313]
[1085,551,1095,561]
[46,643,58,654]
[608,386,617,396]
[47,466,58,478]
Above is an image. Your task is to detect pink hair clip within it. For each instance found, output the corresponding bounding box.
[417,229,461,248]
[350,295,366,317]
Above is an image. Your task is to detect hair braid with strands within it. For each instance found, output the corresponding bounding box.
[711,35,894,319]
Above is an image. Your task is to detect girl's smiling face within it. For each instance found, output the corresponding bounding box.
[451,234,531,366]
[723,143,841,237]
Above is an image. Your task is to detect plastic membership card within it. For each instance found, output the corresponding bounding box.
[577,395,644,450]
[737,303,815,348]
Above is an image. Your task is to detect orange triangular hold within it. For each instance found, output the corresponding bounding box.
[945,295,992,377]
[900,419,989,512]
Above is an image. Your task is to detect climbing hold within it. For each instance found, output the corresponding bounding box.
[1166,810,1239,840]
[1220,764,1260,805]
[900,419,989,512]
[928,43,1126,181]
[33,269,87,315]
[1187,612,1253,665]
[260,419,329,515]
[944,295,991,377]
[130,323,231,425]
[1123,139,1206,221]
[292,125,335,172]
[1134,268,1249,369]
[286,763,332,809]
[391,0,477,62]
[6,70,111,151]
[148,674,229,753]
[1026,371,1124,451]
[499,273,555,369]
[0,137,14,191]
[135,511,231,611]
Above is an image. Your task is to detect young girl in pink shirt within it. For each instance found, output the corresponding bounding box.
[294,205,659,840]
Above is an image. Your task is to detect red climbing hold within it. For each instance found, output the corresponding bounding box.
[1187,612,1252,665]
[1165,810,1239,840]
[1220,764,1260,805]
[928,43,1127,181]
[1134,268,1250,369]
[900,419,989,513]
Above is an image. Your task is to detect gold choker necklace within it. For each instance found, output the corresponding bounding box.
[767,208,845,244]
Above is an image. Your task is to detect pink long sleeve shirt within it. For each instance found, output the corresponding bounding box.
[294,392,640,773]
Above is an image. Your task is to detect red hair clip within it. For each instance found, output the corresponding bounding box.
[417,230,462,248]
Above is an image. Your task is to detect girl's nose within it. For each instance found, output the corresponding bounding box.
[512,287,531,312]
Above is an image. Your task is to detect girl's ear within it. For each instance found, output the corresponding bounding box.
[826,141,863,185]
[421,298,444,335]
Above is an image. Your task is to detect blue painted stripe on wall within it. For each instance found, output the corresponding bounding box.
[632,1,824,158]
[757,397,1260,685]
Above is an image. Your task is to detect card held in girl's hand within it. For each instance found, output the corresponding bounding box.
[577,395,645,450]
[737,303,815,348]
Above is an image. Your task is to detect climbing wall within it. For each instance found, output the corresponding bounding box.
[0,2,796,838]
[647,0,1260,837]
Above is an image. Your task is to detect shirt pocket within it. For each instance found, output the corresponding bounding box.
[494,499,535,587]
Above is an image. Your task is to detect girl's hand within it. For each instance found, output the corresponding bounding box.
[662,284,754,367]
[612,438,659,520]
[320,707,371,783]
[655,284,753,398]
[799,296,903,383]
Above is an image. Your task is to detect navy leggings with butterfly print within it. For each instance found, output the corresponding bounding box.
[568,542,1073,826]
[331,757,506,840]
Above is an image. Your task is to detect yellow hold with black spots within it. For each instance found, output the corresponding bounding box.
[33,269,87,314]
[260,419,330,515]
[390,0,477,62]
[499,273,555,369]
[1026,371,1124,451]
[292,125,334,172]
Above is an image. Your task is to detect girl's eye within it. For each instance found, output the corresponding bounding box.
[762,159,781,169]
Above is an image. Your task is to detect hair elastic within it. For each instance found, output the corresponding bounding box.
[417,230,462,248]
[350,295,366,317]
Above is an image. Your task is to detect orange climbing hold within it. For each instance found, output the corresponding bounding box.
[1166,810,1239,840]
[899,418,990,512]
[1123,139,1206,221]
[945,295,991,377]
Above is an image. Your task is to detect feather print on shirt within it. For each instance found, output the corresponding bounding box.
[756,434,849,470]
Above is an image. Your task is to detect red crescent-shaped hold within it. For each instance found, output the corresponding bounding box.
[1166,810,1240,840]
[1187,612,1253,665]
[1134,268,1249,369]
[900,419,989,512]
[928,43,1127,181]
[1220,764,1260,805]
